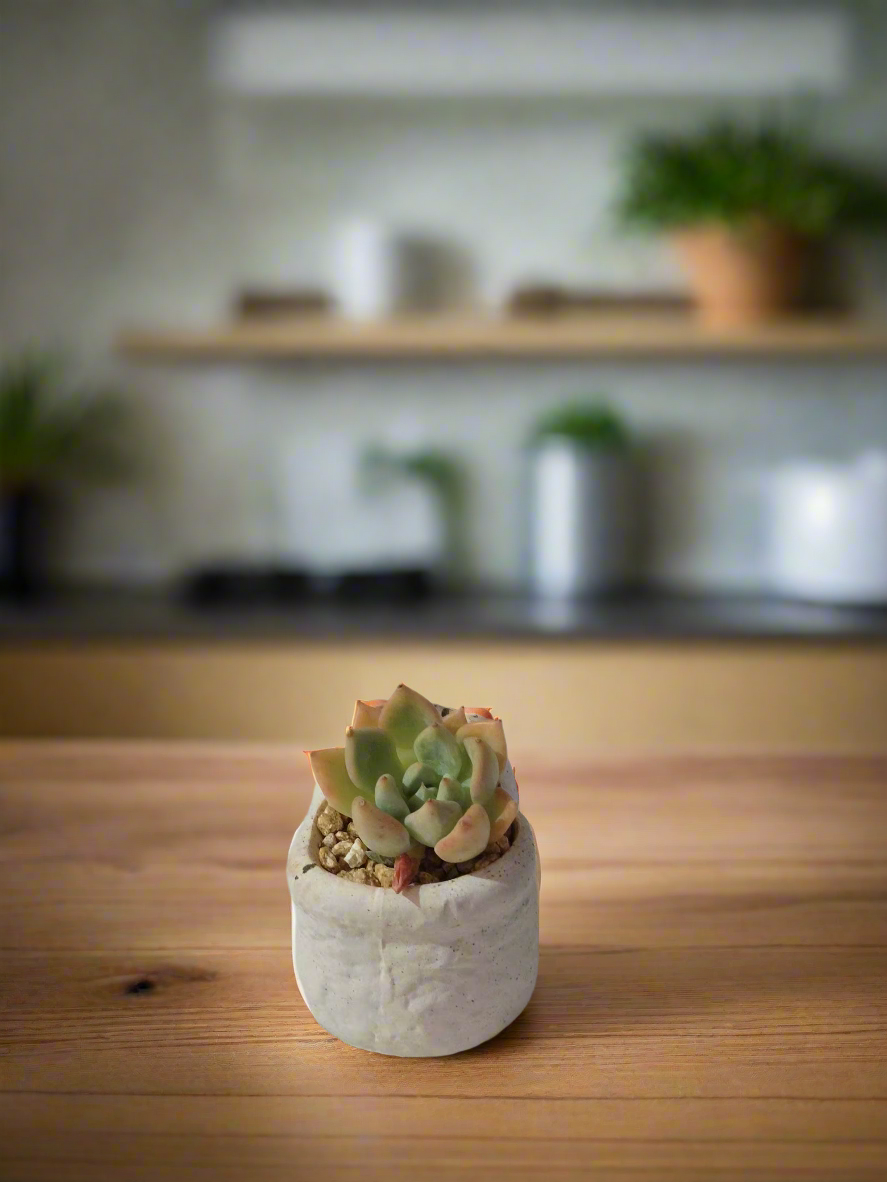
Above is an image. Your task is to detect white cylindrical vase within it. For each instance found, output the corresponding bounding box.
[331,219,407,321]
[287,765,540,1058]
[529,441,637,598]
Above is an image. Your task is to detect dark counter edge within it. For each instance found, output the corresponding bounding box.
[3,587,887,644]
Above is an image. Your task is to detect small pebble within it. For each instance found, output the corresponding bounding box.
[317,847,340,872]
[315,822,509,882]
[316,806,344,837]
[344,839,367,869]
[340,867,374,885]
[373,863,396,889]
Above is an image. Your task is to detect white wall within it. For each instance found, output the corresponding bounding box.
[1,0,886,591]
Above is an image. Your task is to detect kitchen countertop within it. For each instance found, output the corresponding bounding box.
[2,743,885,1181]
[3,586,887,642]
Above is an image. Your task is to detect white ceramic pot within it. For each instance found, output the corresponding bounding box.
[287,763,540,1057]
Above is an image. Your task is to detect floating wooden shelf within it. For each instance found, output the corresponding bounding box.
[118,314,887,362]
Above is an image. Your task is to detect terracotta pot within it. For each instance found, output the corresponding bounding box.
[287,760,540,1057]
[672,222,806,327]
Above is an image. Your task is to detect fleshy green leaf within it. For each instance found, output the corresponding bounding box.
[306,747,367,817]
[379,684,440,749]
[375,773,410,821]
[345,726,402,794]
[436,774,468,807]
[396,746,419,771]
[406,782,438,809]
[462,736,499,806]
[435,803,491,863]
[404,799,462,847]
[350,798,412,858]
[414,722,463,779]
[402,761,440,793]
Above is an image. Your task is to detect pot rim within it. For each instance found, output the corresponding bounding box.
[306,798,520,886]
[288,784,537,926]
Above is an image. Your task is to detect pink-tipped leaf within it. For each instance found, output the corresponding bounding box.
[351,699,384,728]
[434,803,491,863]
[306,747,366,817]
[350,797,411,858]
[456,718,507,773]
[462,735,499,806]
[486,783,518,842]
[441,706,467,734]
[404,798,462,847]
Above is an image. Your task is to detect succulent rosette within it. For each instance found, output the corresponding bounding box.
[307,684,518,890]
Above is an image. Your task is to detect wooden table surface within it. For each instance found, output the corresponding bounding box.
[2,743,886,1182]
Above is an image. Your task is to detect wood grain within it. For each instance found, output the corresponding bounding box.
[2,744,886,1181]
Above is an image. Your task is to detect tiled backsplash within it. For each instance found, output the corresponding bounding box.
[2,0,886,591]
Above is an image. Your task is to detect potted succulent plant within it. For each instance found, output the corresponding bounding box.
[0,351,128,599]
[287,684,540,1057]
[617,122,887,326]
[528,402,637,598]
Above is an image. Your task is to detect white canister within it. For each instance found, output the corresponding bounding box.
[287,765,540,1058]
[331,219,410,321]
[767,452,887,604]
[529,441,637,598]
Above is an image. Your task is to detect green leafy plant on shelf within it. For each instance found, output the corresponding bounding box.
[617,122,887,238]
[530,403,631,452]
[0,350,129,493]
[0,349,131,598]
[615,121,887,326]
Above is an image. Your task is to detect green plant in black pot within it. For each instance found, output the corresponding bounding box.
[528,402,636,598]
[616,121,887,326]
[0,351,129,600]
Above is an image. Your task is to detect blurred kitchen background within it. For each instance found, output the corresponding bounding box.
[2,0,887,750]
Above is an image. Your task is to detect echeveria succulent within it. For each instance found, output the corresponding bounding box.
[307,685,517,889]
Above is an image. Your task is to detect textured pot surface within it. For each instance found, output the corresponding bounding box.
[287,765,539,1057]
[673,223,805,327]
